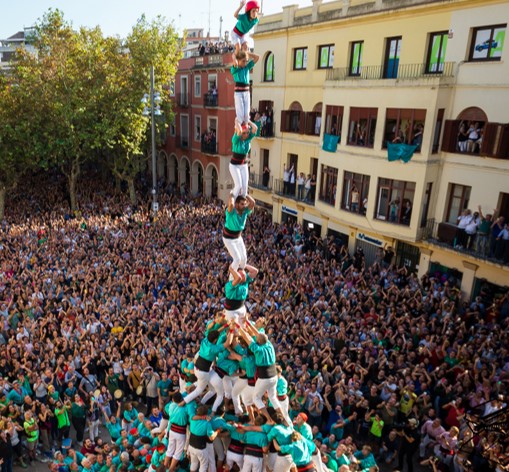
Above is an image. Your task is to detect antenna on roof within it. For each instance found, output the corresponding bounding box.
[208,0,211,38]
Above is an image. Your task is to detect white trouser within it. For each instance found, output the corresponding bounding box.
[223,375,234,400]
[226,451,244,470]
[243,384,255,407]
[234,91,250,125]
[225,306,246,324]
[274,454,294,472]
[213,436,225,462]
[166,430,186,461]
[242,454,264,472]
[185,369,211,404]
[230,30,253,49]
[189,445,209,472]
[88,419,100,440]
[253,375,280,410]
[279,396,291,426]
[201,370,224,412]
[222,236,247,271]
[206,442,217,472]
[232,378,248,415]
[229,163,249,198]
[312,452,325,472]
[267,452,277,471]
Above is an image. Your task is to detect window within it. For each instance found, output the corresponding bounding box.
[169,80,175,97]
[293,47,308,70]
[304,103,323,136]
[383,36,402,79]
[280,103,304,134]
[341,171,370,215]
[194,75,201,97]
[258,100,274,137]
[348,107,378,148]
[180,115,189,148]
[376,178,416,225]
[383,108,426,151]
[432,109,445,154]
[349,41,363,76]
[426,31,448,73]
[319,165,338,206]
[325,105,344,139]
[441,119,487,155]
[264,52,274,82]
[169,120,176,137]
[421,182,433,228]
[469,24,506,62]
[194,115,201,141]
[318,44,334,69]
[446,184,471,224]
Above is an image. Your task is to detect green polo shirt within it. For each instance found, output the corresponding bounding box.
[249,339,276,367]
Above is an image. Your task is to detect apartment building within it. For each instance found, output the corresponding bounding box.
[163,51,238,200]
[249,0,509,299]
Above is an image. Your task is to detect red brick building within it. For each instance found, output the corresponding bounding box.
[164,52,238,200]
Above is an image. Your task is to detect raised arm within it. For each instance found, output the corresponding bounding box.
[234,0,247,19]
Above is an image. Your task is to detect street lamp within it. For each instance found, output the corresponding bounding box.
[142,65,162,215]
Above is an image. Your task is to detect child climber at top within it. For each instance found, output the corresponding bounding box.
[232,0,260,53]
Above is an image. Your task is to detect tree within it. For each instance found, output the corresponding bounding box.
[103,15,183,205]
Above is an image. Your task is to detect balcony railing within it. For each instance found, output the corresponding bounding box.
[201,140,218,154]
[274,179,315,206]
[326,62,455,81]
[258,121,275,138]
[419,218,508,266]
[249,172,272,191]
[204,93,218,107]
[177,93,189,107]
[176,135,189,149]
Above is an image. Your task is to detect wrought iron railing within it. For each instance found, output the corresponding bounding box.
[326,62,455,81]
[274,178,315,206]
[204,94,218,107]
[249,172,272,191]
[201,141,218,154]
[177,93,189,107]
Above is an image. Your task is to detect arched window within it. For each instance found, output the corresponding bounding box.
[264,52,274,82]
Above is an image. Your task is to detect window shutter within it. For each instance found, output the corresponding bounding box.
[280,110,289,132]
[496,124,509,159]
[299,111,306,134]
[305,112,314,135]
[480,122,499,157]
[440,120,461,153]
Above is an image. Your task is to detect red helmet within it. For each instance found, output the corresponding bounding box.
[246,0,260,12]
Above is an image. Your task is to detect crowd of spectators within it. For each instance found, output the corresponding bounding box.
[197,41,234,57]
[454,207,509,263]
[0,174,507,472]
[250,109,274,138]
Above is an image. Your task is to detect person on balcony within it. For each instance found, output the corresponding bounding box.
[262,166,270,188]
[231,49,259,129]
[297,173,306,200]
[455,209,473,249]
[230,121,257,198]
[475,206,495,257]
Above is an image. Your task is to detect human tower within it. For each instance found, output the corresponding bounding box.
[157,3,324,472]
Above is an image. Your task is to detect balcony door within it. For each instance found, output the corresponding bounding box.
[383,37,402,79]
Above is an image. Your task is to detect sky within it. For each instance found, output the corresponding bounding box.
[0,0,312,40]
